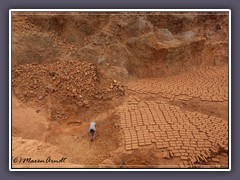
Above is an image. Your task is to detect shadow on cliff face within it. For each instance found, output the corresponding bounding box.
[12,12,228,79]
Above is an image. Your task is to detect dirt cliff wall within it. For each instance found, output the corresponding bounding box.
[12,12,228,78]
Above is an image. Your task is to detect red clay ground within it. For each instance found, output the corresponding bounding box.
[11,12,229,169]
[12,65,228,168]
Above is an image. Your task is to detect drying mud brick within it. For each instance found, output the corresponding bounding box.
[163,151,170,159]
[211,158,220,163]
[12,12,229,168]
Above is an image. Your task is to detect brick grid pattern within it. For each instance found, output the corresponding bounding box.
[127,67,228,102]
[118,101,228,160]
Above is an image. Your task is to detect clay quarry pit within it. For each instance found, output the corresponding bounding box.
[11,11,229,169]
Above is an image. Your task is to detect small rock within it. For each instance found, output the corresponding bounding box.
[83,100,89,106]
[72,88,76,93]
[113,79,117,84]
[76,102,83,107]
[118,86,124,92]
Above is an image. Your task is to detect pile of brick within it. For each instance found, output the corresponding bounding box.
[161,143,228,168]
[177,143,228,168]
[12,59,125,110]
[118,98,228,168]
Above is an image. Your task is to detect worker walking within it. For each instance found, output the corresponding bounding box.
[88,122,96,141]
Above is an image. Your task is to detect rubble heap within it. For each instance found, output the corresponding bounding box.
[12,59,125,108]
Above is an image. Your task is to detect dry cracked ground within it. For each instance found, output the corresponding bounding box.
[11,12,229,169]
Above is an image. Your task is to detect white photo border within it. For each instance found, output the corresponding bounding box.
[9,9,231,171]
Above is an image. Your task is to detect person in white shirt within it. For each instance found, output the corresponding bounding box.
[88,122,96,141]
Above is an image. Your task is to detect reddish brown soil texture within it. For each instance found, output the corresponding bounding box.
[12,59,125,121]
[11,12,229,169]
